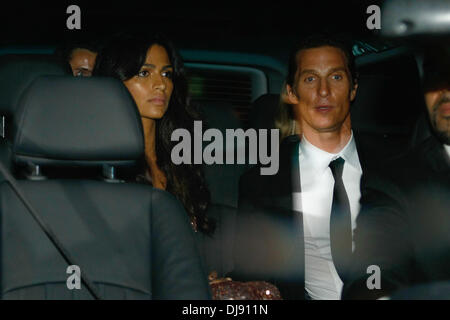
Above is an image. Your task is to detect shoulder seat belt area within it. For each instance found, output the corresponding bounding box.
[0,162,101,300]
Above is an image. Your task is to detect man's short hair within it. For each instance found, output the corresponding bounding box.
[54,39,102,64]
[421,45,450,91]
[286,33,358,89]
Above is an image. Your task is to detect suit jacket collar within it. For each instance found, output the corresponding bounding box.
[252,134,301,219]
[299,132,361,176]
[272,134,301,196]
[352,131,371,173]
[421,135,450,174]
[276,132,368,197]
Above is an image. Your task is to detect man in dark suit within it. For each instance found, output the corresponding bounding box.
[342,47,450,300]
[232,34,397,300]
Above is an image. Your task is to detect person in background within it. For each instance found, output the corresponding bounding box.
[55,39,100,77]
[274,81,302,140]
[342,46,450,300]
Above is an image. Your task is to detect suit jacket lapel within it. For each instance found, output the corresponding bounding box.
[263,134,301,211]
[423,136,450,174]
[353,131,370,173]
[266,135,305,298]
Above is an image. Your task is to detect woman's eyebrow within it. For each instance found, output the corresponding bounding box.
[141,64,173,70]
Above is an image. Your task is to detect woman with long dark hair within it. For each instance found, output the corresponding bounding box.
[94,33,215,236]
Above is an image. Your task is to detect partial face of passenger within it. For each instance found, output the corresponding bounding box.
[287,46,357,133]
[69,48,97,77]
[424,87,450,145]
[123,45,174,120]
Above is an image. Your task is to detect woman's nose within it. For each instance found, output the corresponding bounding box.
[152,73,166,91]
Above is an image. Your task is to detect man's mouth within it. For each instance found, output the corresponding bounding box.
[315,105,334,112]
[440,102,450,111]
[436,100,450,116]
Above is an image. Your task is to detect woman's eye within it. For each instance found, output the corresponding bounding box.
[138,70,149,77]
[162,70,173,79]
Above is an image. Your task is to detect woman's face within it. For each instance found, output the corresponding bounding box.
[124,45,174,120]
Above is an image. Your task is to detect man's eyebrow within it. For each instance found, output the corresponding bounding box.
[141,64,173,70]
[299,67,347,75]
[329,67,347,73]
[299,69,319,75]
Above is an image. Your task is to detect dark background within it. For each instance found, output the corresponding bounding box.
[0,0,383,51]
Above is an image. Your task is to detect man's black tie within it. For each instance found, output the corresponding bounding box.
[329,157,352,282]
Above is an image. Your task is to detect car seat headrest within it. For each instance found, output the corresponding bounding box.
[11,76,144,167]
[0,54,69,116]
[0,54,70,139]
[247,94,280,130]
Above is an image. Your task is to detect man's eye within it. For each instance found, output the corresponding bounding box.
[138,70,149,77]
[162,70,173,79]
[305,76,315,83]
[332,74,343,80]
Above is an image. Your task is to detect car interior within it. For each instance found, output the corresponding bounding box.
[0,0,448,302]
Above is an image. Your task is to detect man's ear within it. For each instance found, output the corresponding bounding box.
[350,81,358,102]
[286,84,299,104]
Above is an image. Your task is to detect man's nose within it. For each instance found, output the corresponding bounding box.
[318,78,330,97]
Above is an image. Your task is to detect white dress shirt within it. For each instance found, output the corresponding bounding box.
[292,132,362,300]
[444,144,450,159]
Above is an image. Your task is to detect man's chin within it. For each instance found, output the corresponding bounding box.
[312,122,347,133]
[432,116,450,145]
[433,127,450,145]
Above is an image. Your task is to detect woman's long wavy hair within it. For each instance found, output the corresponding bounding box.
[94,32,215,236]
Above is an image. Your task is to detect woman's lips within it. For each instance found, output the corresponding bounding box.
[148,98,166,105]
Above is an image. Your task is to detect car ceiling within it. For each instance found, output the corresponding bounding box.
[0,0,386,59]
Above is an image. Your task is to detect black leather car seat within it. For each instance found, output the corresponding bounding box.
[0,54,70,137]
[193,100,245,277]
[247,94,279,131]
[0,76,210,299]
[0,54,69,180]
